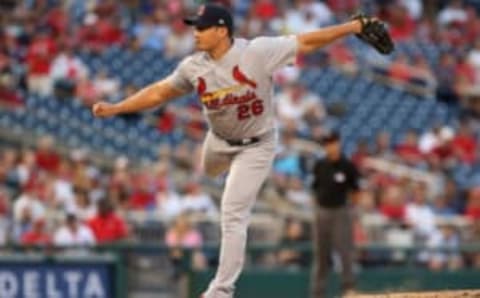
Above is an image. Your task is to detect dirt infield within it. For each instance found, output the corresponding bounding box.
[347,290,480,298]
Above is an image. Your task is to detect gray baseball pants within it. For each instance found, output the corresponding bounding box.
[202,130,276,298]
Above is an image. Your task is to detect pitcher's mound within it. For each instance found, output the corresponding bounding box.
[346,290,480,298]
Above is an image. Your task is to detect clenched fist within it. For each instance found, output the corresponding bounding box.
[92,102,118,117]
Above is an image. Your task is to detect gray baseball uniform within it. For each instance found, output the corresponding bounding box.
[167,35,298,298]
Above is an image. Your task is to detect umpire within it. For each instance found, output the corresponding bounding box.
[311,131,360,298]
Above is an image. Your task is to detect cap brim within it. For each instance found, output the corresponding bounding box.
[183,17,198,26]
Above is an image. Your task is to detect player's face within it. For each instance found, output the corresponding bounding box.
[194,26,227,51]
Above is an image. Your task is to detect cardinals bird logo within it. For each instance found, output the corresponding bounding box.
[232,66,257,88]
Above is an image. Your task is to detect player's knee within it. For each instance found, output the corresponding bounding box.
[221,211,247,233]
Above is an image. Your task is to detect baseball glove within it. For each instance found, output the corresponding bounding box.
[352,13,394,55]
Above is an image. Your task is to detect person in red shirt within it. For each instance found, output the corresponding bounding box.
[395,130,423,165]
[76,14,125,54]
[251,0,278,21]
[26,28,57,95]
[35,136,60,173]
[379,186,406,222]
[465,187,480,220]
[386,3,416,41]
[128,174,155,210]
[451,120,477,164]
[20,218,51,246]
[88,199,129,243]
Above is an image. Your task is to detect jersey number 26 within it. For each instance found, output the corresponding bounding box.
[237,100,264,120]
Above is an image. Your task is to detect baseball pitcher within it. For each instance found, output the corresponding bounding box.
[92,4,393,298]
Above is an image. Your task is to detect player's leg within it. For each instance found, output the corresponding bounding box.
[311,206,333,298]
[332,207,355,293]
[201,132,233,178]
[203,138,276,298]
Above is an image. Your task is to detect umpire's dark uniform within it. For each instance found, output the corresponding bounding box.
[311,131,360,298]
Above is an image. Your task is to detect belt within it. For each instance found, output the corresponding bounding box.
[224,136,260,146]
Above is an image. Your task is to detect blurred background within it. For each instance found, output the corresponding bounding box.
[1,0,480,297]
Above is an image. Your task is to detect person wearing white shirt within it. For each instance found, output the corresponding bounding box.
[156,188,183,221]
[405,184,436,239]
[54,214,96,247]
[50,48,89,82]
[276,83,325,132]
[426,225,463,270]
[300,0,333,26]
[13,190,45,222]
[437,0,467,26]
[180,182,218,217]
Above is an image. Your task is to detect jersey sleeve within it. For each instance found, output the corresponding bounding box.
[251,35,298,74]
[165,57,194,93]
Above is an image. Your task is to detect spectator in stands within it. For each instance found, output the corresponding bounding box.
[13,185,46,228]
[76,13,125,53]
[35,136,60,173]
[51,159,76,213]
[0,148,19,188]
[435,53,460,104]
[405,183,437,241]
[0,52,23,107]
[0,188,10,245]
[284,176,312,210]
[430,125,456,164]
[71,187,96,222]
[50,42,89,99]
[379,185,406,223]
[25,27,56,96]
[386,1,416,41]
[53,213,96,247]
[451,119,477,164]
[156,184,183,221]
[432,195,457,217]
[165,213,206,278]
[373,131,395,160]
[15,149,37,188]
[465,220,480,268]
[20,217,51,246]
[273,131,303,179]
[465,187,480,220]
[467,39,480,82]
[427,224,463,271]
[128,173,155,210]
[419,124,444,154]
[351,138,371,169]
[92,69,120,100]
[76,76,101,106]
[133,14,169,51]
[327,41,357,74]
[300,0,333,27]
[165,19,194,59]
[180,181,218,217]
[277,218,309,269]
[437,0,467,27]
[88,199,128,243]
[395,130,423,166]
[276,83,326,134]
[285,8,319,34]
[250,0,278,22]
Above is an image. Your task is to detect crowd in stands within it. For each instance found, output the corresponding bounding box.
[1,0,480,273]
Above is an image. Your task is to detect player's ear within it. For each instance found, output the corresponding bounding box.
[217,27,228,39]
